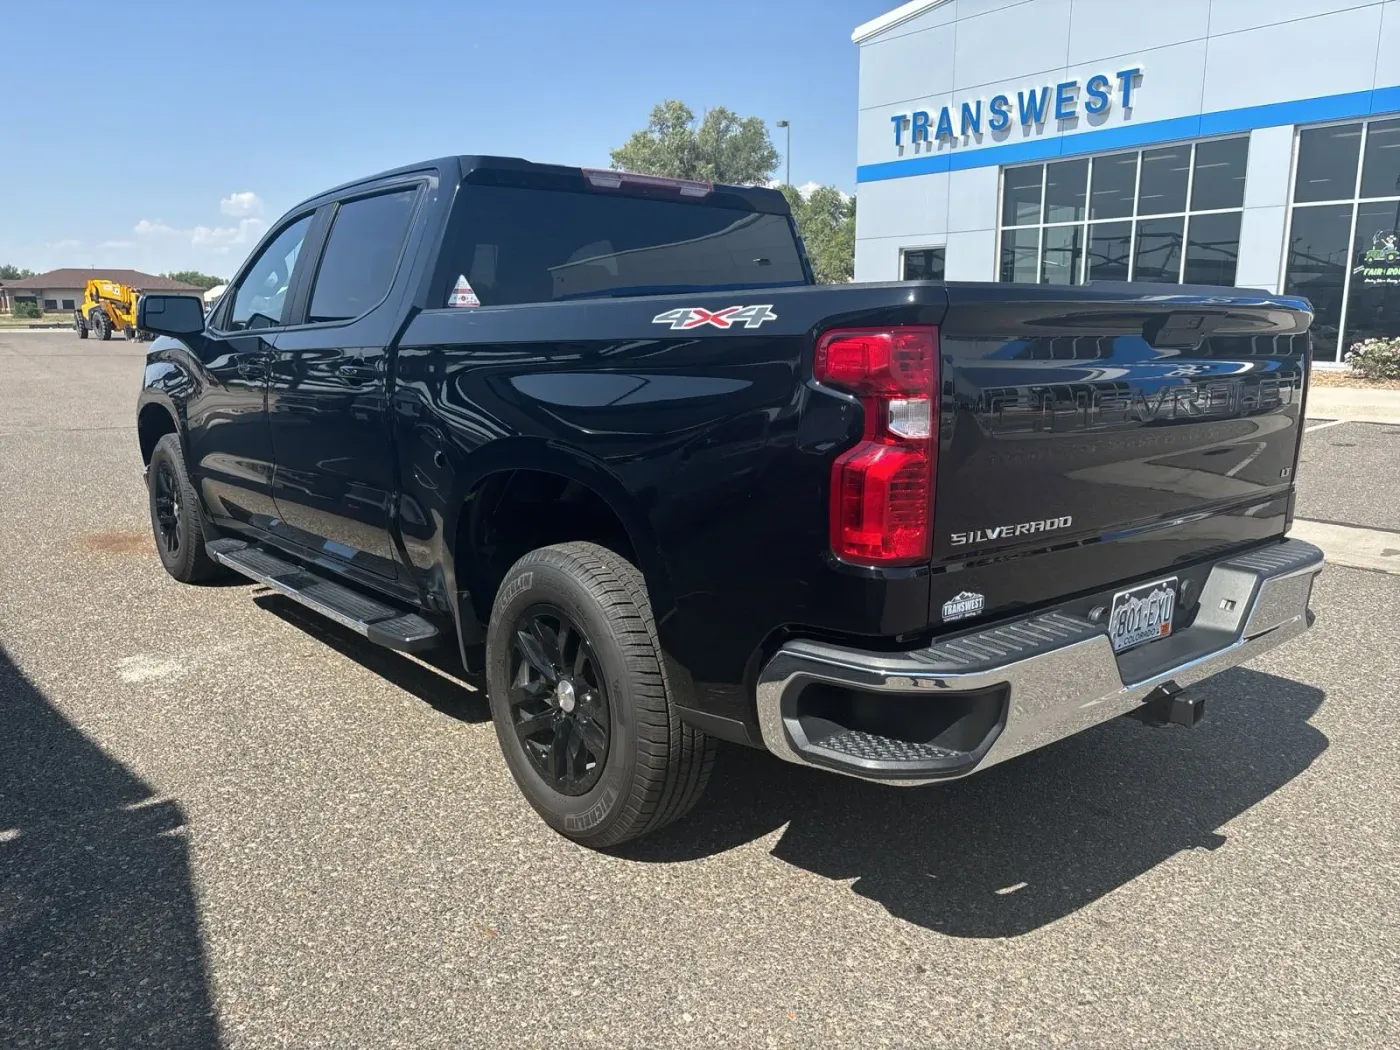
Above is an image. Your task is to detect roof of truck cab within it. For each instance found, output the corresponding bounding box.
[292,155,791,214]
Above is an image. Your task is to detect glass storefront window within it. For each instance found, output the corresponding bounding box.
[1285,117,1400,361]
[1137,145,1191,215]
[1134,217,1184,282]
[999,136,1245,288]
[1191,137,1249,211]
[1041,225,1083,284]
[1342,201,1400,349]
[1000,227,1039,282]
[1087,221,1131,281]
[901,247,946,281]
[1359,118,1400,199]
[1044,159,1088,223]
[1089,153,1137,219]
[1184,211,1242,286]
[1283,203,1352,362]
[1294,124,1362,203]
[1003,165,1044,226]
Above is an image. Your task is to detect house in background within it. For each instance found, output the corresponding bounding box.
[0,269,204,314]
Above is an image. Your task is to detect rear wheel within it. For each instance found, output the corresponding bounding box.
[485,542,714,847]
[147,433,223,583]
[96,312,111,341]
[76,318,88,339]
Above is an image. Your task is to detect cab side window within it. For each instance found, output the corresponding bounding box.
[306,189,418,323]
[226,215,313,332]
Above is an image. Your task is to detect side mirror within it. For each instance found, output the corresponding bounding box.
[138,294,206,337]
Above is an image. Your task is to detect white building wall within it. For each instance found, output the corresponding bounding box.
[854,0,1400,285]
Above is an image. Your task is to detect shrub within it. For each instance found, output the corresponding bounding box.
[10,301,41,319]
[1344,337,1400,381]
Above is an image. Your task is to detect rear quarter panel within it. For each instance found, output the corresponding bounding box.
[390,284,948,723]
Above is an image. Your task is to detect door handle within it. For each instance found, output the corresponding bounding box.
[337,363,379,383]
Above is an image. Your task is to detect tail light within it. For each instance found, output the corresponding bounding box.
[814,326,939,566]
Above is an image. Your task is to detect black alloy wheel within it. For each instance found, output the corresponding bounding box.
[152,459,182,558]
[507,604,610,796]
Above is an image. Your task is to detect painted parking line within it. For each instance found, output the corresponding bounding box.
[1304,418,1348,433]
[1289,519,1400,575]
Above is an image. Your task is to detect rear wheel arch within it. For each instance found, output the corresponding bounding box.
[451,456,669,633]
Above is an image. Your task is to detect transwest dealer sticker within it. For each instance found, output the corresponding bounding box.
[652,305,777,330]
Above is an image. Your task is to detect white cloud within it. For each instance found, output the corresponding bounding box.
[99,239,136,249]
[219,191,264,218]
[46,238,81,250]
[133,215,266,254]
[134,219,180,238]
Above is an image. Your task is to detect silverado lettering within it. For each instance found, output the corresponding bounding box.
[950,516,1074,546]
[134,153,1322,849]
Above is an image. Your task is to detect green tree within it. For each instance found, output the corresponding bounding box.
[12,301,42,319]
[610,100,780,186]
[163,270,226,291]
[781,185,856,284]
[0,264,36,280]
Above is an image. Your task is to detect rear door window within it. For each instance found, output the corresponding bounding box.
[307,188,418,323]
[441,185,807,306]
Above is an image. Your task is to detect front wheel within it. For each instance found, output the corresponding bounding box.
[485,542,714,847]
[147,433,223,583]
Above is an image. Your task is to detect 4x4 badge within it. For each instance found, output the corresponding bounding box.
[652,305,777,330]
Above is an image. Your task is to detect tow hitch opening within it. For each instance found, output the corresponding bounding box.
[1126,682,1206,729]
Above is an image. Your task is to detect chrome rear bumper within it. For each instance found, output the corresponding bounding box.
[756,539,1323,785]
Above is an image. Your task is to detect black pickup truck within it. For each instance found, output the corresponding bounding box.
[135,155,1323,846]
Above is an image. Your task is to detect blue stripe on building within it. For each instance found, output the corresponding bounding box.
[856,85,1400,184]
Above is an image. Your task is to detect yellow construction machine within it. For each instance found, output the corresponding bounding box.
[75,279,150,340]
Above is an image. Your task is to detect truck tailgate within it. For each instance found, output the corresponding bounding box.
[929,284,1311,627]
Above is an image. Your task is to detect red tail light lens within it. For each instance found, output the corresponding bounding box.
[814,328,936,395]
[815,326,939,566]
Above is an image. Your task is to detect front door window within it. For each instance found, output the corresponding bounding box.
[226,215,313,332]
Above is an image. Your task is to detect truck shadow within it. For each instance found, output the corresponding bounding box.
[0,646,220,1048]
[252,593,491,724]
[623,667,1327,939]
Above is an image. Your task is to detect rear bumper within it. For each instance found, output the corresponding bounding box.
[756,539,1323,784]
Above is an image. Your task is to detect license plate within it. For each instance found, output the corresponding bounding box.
[1108,576,1178,653]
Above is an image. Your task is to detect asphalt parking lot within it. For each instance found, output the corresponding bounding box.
[2,331,1398,1050]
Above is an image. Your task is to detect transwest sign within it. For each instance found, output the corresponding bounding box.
[890,67,1143,147]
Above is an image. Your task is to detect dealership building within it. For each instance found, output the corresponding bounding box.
[853,0,1400,361]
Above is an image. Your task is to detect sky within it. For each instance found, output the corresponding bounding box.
[0,0,895,280]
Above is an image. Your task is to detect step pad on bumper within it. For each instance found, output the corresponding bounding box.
[820,730,963,765]
[206,538,439,652]
[912,612,1099,672]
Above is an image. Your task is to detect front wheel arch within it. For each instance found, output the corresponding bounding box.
[138,401,180,466]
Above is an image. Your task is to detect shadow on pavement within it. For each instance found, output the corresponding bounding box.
[252,593,491,724]
[0,646,220,1048]
[621,667,1327,939]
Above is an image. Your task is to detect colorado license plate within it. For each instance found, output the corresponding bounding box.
[1108,576,1178,653]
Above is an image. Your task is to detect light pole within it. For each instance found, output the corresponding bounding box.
[776,120,791,187]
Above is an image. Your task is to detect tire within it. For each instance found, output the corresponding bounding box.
[97,313,111,341]
[147,433,222,583]
[77,321,87,339]
[485,542,714,847]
